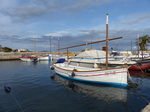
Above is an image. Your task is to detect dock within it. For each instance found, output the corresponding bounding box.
[141,103,150,112]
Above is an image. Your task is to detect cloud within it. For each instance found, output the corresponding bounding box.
[0,0,150,52]
[1,26,150,51]
[1,5,47,23]
[0,0,114,22]
[120,13,150,25]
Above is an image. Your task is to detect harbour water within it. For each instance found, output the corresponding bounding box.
[0,61,150,112]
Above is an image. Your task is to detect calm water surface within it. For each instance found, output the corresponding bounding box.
[0,61,150,112]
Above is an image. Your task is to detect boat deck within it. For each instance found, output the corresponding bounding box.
[55,64,101,71]
[54,63,125,72]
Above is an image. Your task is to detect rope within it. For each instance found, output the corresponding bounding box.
[136,62,144,73]
[127,70,150,104]
[10,93,24,112]
[127,61,144,73]
[0,82,24,112]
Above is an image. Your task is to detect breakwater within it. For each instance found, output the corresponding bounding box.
[0,52,78,61]
[0,52,49,61]
[0,52,56,61]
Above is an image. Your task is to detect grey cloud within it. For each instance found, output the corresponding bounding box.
[120,13,150,25]
[1,27,150,52]
[1,5,47,22]
[0,0,113,23]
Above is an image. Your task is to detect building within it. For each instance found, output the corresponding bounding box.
[18,49,29,52]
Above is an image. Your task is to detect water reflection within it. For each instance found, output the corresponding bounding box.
[129,70,150,78]
[129,70,150,86]
[53,74,127,102]
[39,61,51,65]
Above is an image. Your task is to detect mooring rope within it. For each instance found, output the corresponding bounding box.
[0,82,24,112]
[136,62,144,73]
[127,70,150,104]
[10,92,24,112]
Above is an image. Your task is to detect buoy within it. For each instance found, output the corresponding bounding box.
[71,72,76,77]
[4,86,11,93]
[50,66,54,70]
[50,75,55,79]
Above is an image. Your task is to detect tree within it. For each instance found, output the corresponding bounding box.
[2,47,12,52]
[136,35,150,51]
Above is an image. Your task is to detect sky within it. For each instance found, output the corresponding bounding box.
[0,0,150,52]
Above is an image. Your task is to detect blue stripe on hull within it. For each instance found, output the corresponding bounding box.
[56,73,127,88]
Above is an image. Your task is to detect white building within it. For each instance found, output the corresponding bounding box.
[18,49,29,52]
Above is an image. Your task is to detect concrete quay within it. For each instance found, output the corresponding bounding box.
[0,52,78,61]
[0,52,52,61]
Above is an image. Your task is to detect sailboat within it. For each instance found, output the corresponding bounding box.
[20,39,39,62]
[51,13,129,87]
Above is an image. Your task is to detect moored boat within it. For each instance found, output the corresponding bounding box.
[20,55,39,62]
[51,13,129,88]
[69,49,136,68]
[128,59,150,71]
[39,54,51,61]
[52,63,128,87]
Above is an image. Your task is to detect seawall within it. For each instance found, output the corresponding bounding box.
[0,52,56,61]
[0,52,79,61]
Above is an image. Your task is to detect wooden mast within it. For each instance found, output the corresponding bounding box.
[50,36,52,54]
[58,13,122,66]
[106,13,109,69]
[34,38,36,56]
[58,38,60,55]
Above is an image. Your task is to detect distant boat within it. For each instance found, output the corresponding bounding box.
[20,55,39,62]
[39,54,51,61]
[113,51,150,60]
[111,51,150,71]
[20,39,39,62]
[69,49,136,68]
[51,13,129,87]
[51,55,66,61]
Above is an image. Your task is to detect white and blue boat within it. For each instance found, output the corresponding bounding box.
[51,13,129,88]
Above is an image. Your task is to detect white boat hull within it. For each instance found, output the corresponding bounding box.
[52,63,128,87]
[20,56,39,62]
[39,56,50,61]
[20,58,33,62]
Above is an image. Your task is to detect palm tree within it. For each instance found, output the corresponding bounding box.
[136,35,150,51]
